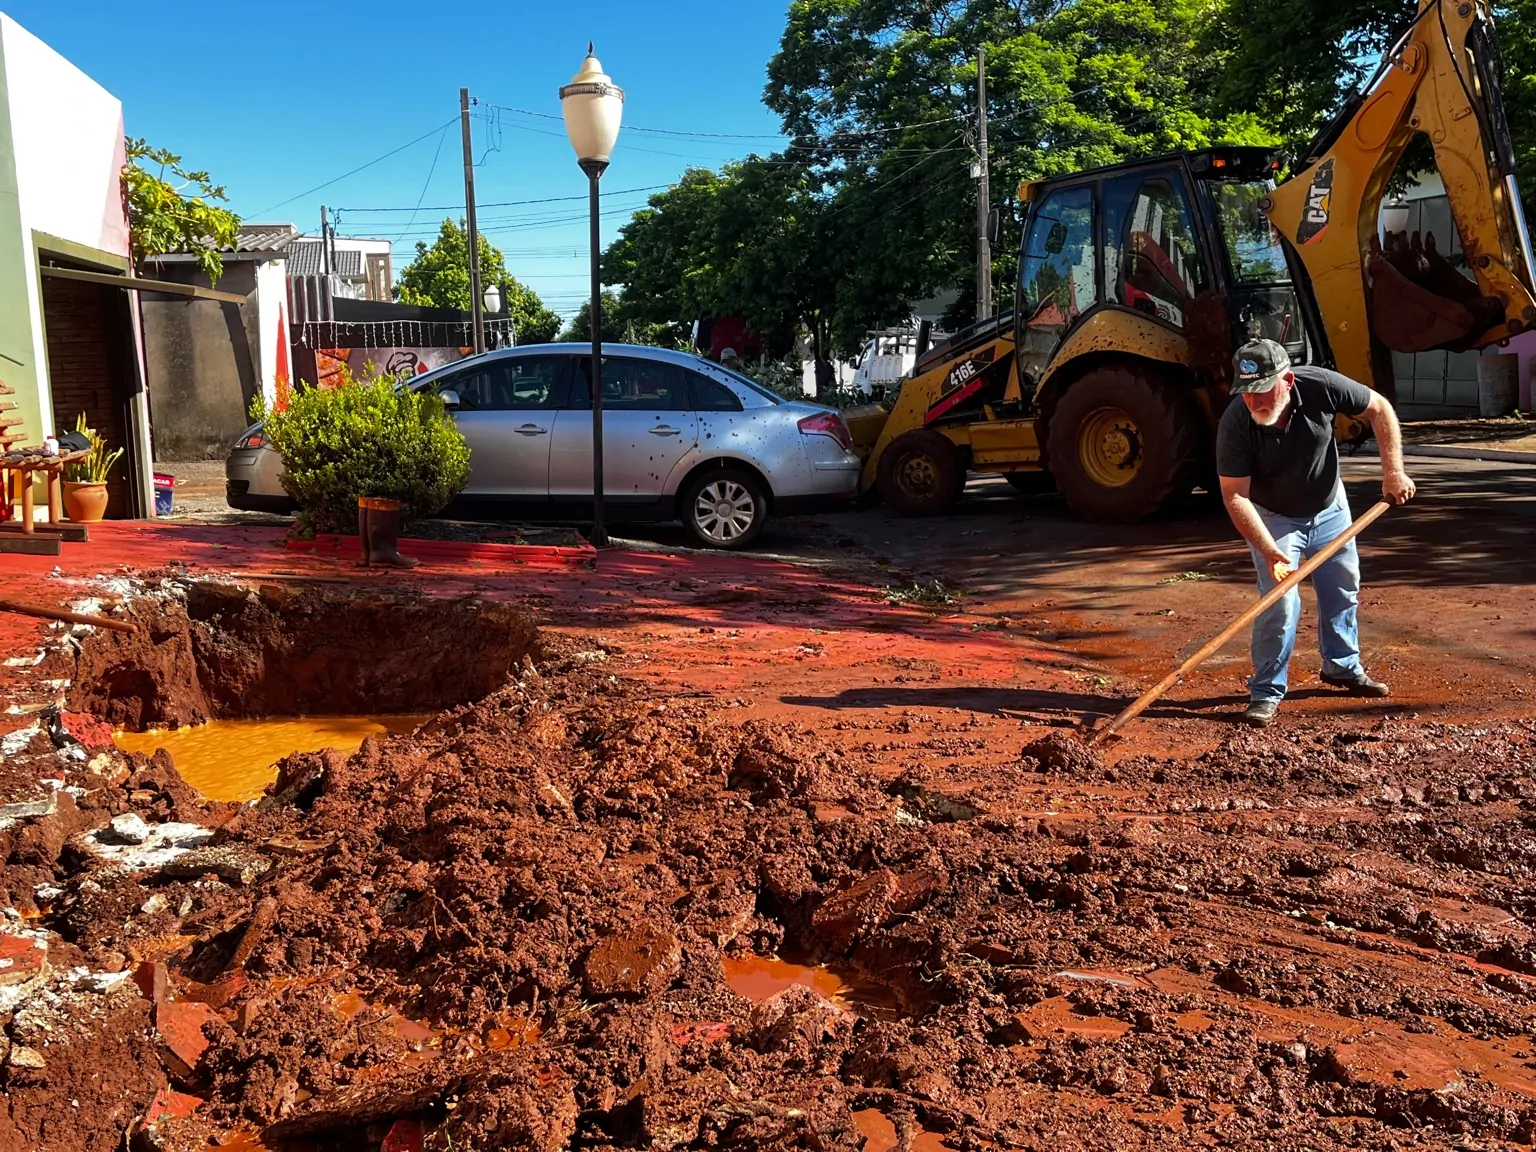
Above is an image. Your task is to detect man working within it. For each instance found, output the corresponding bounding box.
[1216,338,1415,728]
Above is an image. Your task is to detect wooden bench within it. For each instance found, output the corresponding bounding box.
[0,446,92,554]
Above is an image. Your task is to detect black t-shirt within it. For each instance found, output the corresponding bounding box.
[1216,366,1373,517]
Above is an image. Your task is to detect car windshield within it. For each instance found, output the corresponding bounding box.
[1210,180,1291,284]
[693,357,784,404]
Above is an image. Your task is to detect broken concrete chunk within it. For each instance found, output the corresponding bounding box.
[105,812,153,844]
[584,925,681,997]
[76,821,213,871]
[74,969,131,994]
[141,893,169,915]
[0,932,48,986]
[6,1044,45,1069]
[159,846,271,886]
[0,796,57,821]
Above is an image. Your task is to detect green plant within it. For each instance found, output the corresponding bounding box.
[124,139,240,284]
[63,415,124,484]
[252,363,470,534]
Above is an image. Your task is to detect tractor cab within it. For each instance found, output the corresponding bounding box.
[1013,147,1318,403]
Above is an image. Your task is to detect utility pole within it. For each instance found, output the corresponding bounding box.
[320,206,332,279]
[975,46,993,323]
[460,87,485,355]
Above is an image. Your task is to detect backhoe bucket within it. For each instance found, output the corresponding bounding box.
[1368,231,1506,353]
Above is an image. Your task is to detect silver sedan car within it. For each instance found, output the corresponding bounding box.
[226,343,861,548]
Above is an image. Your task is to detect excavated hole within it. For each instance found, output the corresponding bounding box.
[66,581,541,798]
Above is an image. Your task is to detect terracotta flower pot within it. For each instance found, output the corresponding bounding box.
[63,481,108,523]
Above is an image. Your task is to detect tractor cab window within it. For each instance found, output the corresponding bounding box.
[1017,186,1096,371]
[1208,180,1308,357]
[1104,174,1206,327]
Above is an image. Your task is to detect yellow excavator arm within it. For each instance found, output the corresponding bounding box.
[1266,0,1536,395]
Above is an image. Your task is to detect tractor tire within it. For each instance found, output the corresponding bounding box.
[1003,471,1055,496]
[876,429,964,516]
[1045,363,1202,523]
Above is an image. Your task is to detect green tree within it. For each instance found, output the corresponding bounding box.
[395,219,562,343]
[558,289,690,347]
[766,0,1278,326]
[123,138,241,283]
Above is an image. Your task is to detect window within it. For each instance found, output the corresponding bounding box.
[1103,174,1206,327]
[1211,181,1291,285]
[692,357,783,404]
[438,357,561,411]
[568,357,688,411]
[1019,186,1097,325]
[687,372,743,412]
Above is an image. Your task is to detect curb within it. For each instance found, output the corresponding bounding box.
[288,535,598,566]
[1352,444,1536,465]
[1403,444,1536,465]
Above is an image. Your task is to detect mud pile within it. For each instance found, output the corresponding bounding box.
[3,581,1536,1150]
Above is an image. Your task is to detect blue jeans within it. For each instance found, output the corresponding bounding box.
[1246,492,1363,703]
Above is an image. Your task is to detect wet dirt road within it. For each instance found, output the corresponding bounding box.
[601,454,1534,761]
[0,456,1533,1150]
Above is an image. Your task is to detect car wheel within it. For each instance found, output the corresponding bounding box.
[682,469,767,549]
[876,429,963,516]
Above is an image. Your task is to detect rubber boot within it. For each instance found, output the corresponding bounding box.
[357,499,373,567]
[364,498,419,569]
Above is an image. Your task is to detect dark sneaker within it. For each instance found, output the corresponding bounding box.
[1320,671,1390,697]
[1243,700,1280,727]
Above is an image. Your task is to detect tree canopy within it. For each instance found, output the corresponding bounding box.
[396,220,562,345]
[123,139,241,283]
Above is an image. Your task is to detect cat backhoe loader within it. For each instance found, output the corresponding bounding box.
[849,0,1536,521]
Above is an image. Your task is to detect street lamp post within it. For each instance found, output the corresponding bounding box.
[560,44,623,548]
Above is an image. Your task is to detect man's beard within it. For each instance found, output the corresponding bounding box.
[1251,394,1290,427]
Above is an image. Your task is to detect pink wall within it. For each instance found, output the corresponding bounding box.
[1501,329,1536,411]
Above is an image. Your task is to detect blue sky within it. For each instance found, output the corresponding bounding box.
[5,0,792,317]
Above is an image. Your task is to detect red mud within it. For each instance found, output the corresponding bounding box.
[0,510,1534,1151]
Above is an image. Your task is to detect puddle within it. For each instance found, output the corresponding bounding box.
[722,955,903,1018]
[115,715,428,802]
[852,1108,952,1151]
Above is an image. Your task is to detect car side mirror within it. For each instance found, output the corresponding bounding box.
[987,205,1002,247]
[1044,220,1067,255]
[438,389,460,408]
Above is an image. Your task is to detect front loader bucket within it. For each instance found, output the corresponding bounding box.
[1368,231,1507,353]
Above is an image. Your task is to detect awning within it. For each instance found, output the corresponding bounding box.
[40,264,246,305]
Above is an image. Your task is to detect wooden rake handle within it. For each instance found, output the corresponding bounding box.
[1088,500,1391,746]
[0,598,138,634]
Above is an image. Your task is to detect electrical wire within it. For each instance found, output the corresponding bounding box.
[250,118,459,216]
[394,124,452,244]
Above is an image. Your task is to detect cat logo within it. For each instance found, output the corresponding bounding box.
[1296,158,1334,245]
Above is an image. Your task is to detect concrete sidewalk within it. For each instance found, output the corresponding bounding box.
[1399,416,1536,463]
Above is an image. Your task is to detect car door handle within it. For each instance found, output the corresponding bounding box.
[649,425,682,436]
[514,424,548,436]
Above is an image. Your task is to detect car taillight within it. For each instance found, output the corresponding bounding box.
[236,431,264,449]
[797,411,852,451]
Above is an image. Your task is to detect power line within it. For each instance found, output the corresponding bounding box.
[481,101,982,143]
[250,118,459,215]
[336,184,670,214]
[395,123,452,243]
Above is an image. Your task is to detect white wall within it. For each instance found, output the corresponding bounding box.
[254,258,292,407]
[0,14,128,259]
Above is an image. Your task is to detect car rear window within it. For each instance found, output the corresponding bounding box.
[688,373,743,412]
[693,357,783,404]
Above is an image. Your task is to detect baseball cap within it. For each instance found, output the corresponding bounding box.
[1231,339,1291,394]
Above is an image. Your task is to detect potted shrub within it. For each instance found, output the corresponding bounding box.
[63,415,123,523]
[252,363,469,565]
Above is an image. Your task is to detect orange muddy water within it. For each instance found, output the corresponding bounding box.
[115,715,427,802]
